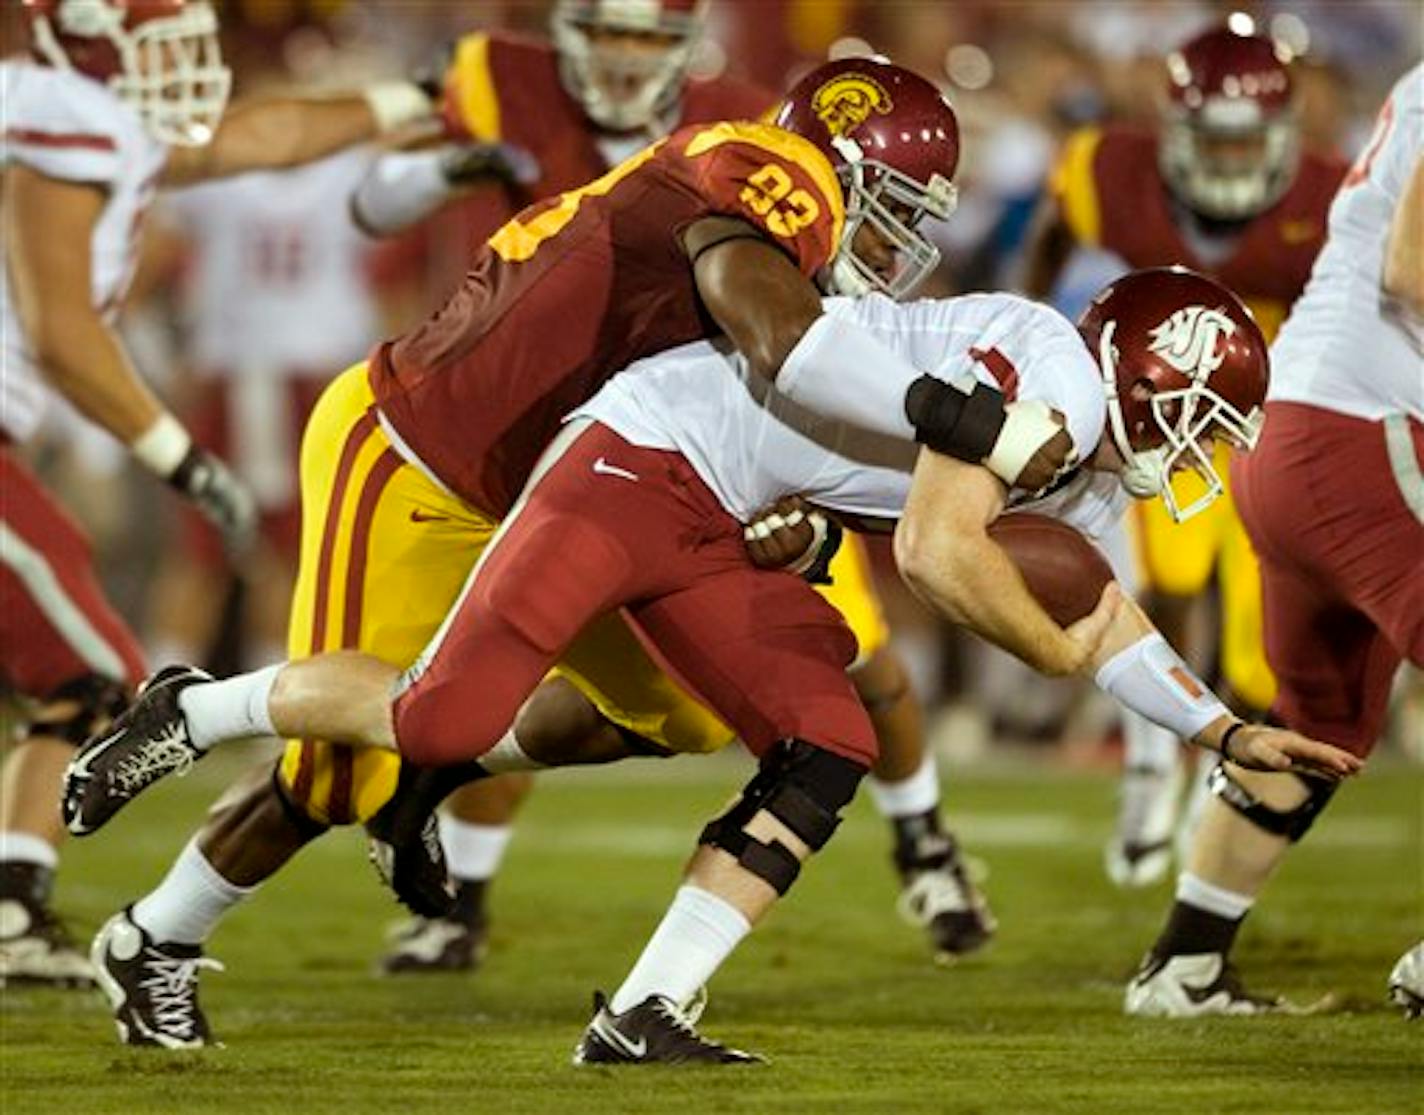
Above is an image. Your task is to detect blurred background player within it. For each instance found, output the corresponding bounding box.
[354,0,996,974]
[1126,61,1422,1018]
[0,0,437,985]
[1022,19,1346,887]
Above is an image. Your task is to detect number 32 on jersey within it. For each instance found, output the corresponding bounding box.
[740,163,821,238]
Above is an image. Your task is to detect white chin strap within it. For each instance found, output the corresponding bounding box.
[1098,321,1167,501]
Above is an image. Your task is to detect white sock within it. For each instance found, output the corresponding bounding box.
[131,839,256,945]
[1176,871,1255,922]
[477,729,545,774]
[439,816,513,881]
[609,885,751,1014]
[178,664,281,751]
[866,753,941,819]
[1122,710,1180,777]
[0,832,58,869]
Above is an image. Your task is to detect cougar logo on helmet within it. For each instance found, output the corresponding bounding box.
[811,74,893,138]
[1147,306,1236,382]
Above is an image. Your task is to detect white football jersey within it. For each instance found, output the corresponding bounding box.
[576,292,1129,541]
[0,61,169,442]
[1270,63,1424,422]
[160,148,379,378]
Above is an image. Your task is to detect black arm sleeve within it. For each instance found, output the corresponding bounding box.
[904,376,1007,462]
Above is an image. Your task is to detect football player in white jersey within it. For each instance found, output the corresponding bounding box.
[69,266,1360,1059]
[0,0,438,987]
[1126,64,1424,1019]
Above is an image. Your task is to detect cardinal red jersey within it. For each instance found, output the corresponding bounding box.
[444,30,775,204]
[369,121,844,516]
[1050,125,1346,338]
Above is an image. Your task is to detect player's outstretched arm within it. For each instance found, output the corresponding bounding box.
[162,83,435,187]
[4,165,255,553]
[688,226,1075,493]
[893,448,1120,676]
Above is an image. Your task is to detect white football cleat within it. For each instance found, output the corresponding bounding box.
[1105,763,1185,888]
[1387,942,1424,1019]
[1124,952,1329,1017]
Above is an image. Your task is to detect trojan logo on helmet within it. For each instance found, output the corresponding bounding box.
[1079,267,1268,522]
[775,57,959,301]
[21,0,231,147]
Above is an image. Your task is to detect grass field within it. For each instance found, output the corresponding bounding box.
[2,747,1420,1115]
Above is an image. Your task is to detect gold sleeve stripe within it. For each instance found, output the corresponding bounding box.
[684,122,846,250]
[1051,127,1103,246]
[450,33,501,143]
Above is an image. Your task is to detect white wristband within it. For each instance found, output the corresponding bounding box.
[362,81,434,134]
[986,400,1072,489]
[1094,633,1229,741]
[130,413,192,478]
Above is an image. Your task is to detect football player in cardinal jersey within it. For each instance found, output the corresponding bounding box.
[62,57,1076,1050]
[1022,22,1346,888]
[1126,64,1422,1019]
[85,264,1360,1062]
[0,0,437,990]
[353,1,993,974]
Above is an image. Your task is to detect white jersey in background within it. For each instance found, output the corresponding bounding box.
[0,62,169,442]
[577,292,1128,541]
[159,148,380,378]
[1270,63,1424,422]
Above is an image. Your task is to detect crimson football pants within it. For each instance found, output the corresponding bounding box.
[393,421,876,768]
[1232,402,1424,754]
[0,446,144,700]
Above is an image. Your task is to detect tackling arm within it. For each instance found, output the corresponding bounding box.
[162,83,433,187]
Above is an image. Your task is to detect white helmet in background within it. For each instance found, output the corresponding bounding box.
[550,0,706,132]
[23,0,231,146]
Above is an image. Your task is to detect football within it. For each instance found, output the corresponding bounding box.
[987,513,1116,626]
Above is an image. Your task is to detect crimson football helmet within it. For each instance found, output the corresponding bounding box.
[774,57,959,300]
[1078,267,1268,522]
[550,0,705,132]
[1160,24,1300,220]
[22,0,230,146]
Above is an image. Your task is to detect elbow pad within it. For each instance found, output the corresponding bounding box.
[904,376,1007,462]
[1095,634,1228,741]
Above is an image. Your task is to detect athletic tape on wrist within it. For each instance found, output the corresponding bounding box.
[1094,633,1228,741]
[130,413,192,478]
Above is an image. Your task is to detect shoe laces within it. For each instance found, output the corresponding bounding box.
[651,997,714,1046]
[137,948,223,1039]
[113,726,196,794]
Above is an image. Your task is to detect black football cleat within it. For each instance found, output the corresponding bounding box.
[367,810,455,919]
[572,991,762,1066]
[894,830,997,962]
[92,908,222,1048]
[63,666,212,836]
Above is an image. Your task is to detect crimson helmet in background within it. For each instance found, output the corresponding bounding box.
[1160,24,1300,220]
[22,0,230,146]
[774,57,960,300]
[1078,267,1269,522]
[550,0,705,132]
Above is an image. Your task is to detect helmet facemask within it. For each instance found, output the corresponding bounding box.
[551,2,701,132]
[1160,105,1299,221]
[1096,318,1264,522]
[826,143,957,300]
[31,1,230,146]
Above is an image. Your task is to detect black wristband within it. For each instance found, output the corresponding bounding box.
[904,376,1007,462]
[1219,720,1247,763]
[800,517,843,585]
[166,444,206,492]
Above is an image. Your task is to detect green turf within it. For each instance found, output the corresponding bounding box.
[3,748,1420,1114]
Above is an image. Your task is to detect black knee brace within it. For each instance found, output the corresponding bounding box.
[698,740,866,895]
[271,763,331,839]
[1208,762,1338,842]
[23,675,129,747]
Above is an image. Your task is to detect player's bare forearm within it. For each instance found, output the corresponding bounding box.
[163,96,379,186]
[689,227,822,381]
[894,451,1086,675]
[1383,154,1424,317]
[3,165,164,441]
